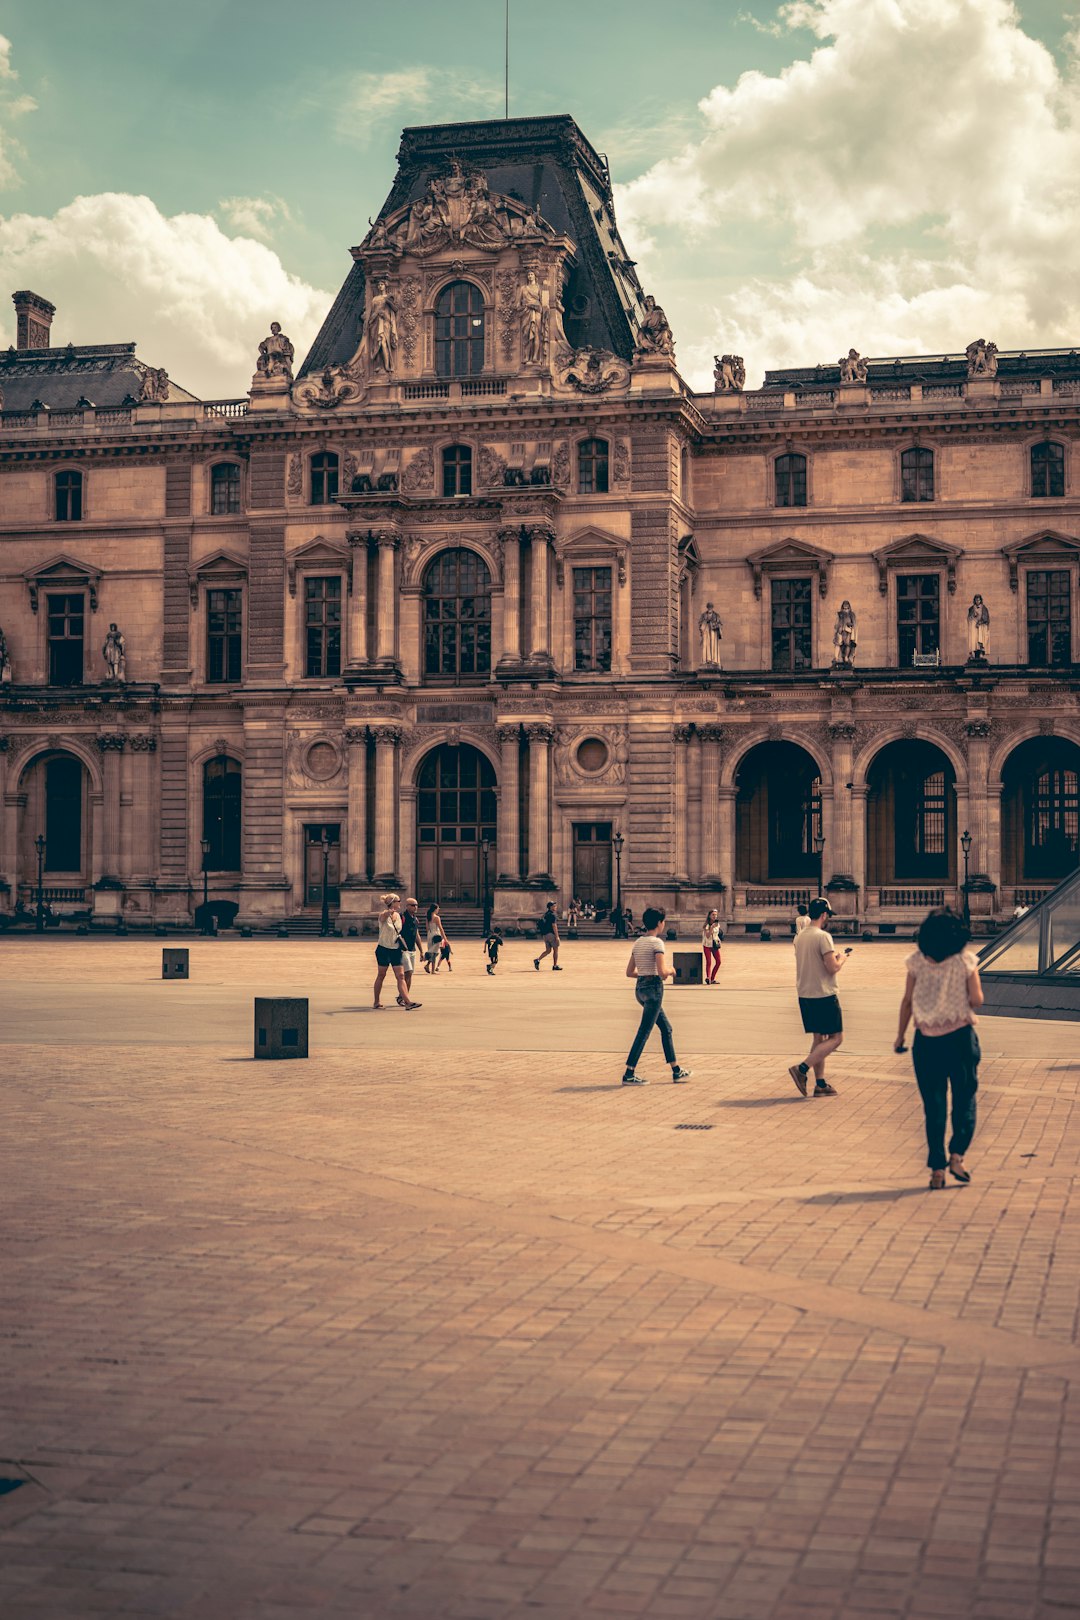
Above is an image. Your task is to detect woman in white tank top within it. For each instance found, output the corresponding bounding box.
[374,893,422,1011]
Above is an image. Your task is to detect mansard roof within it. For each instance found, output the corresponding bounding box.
[299,114,646,379]
[762,347,1080,393]
[0,342,199,411]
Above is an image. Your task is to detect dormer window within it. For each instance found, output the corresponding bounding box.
[442,445,473,498]
[55,469,83,522]
[435,282,485,377]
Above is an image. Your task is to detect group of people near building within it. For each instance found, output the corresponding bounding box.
[373,895,456,1010]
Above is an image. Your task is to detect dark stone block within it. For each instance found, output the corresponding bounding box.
[162,948,189,979]
[254,997,309,1060]
[671,950,702,985]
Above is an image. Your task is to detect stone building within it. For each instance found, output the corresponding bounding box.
[1,116,1078,933]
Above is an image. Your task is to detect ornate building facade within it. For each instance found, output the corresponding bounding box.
[1,116,1078,932]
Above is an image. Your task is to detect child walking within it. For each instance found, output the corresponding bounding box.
[622,906,693,1086]
[483,929,503,975]
[895,908,984,1190]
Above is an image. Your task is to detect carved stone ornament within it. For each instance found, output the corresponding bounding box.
[525,722,555,744]
[612,440,630,485]
[967,720,992,739]
[286,455,303,496]
[634,294,675,359]
[557,345,630,394]
[966,337,998,378]
[137,365,170,403]
[838,349,868,384]
[554,725,628,786]
[713,354,745,393]
[364,279,398,374]
[344,727,368,747]
[828,721,857,741]
[102,622,126,681]
[552,441,570,489]
[255,322,294,383]
[401,445,435,493]
[128,734,157,752]
[96,732,125,752]
[478,444,507,488]
[359,160,557,261]
[293,364,363,411]
[396,276,422,368]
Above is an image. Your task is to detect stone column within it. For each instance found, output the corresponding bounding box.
[399,788,417,899]
[371,725,401,883]
[129,735,157,879]
[96,733,125,883]
[526,723,553,880]
[0,737,12,902]
[527,527,550,660]
[672,726,692,884]
[699,726,723,882]
[965,720,991,877]
[374,534,398,666]
[716,788,736,896]
[347,534,369,666]
[687,729,702,882]
[343,727,368,882]
[826,723,857,882]
[497,528,522,667]
[497,725,521,880]
[850,785,869,903]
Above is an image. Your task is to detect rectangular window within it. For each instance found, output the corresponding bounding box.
[207,588,242,684]
[304,576,342,678]
[47,592,85,685]
[770,577,812,671]
[897,573,940,665]
[901,447,934,502]
[211,464,241,515]
[573,565,613,673]
[1027,570,1072,667]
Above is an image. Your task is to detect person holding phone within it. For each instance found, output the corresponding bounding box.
[789,898,847,1096]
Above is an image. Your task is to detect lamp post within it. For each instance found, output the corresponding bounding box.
[813,831,826,899]
[480,837,491,935]
[200,836,210,933]
[34,833,46,933]
[960,828,972,928]
[319,829,331,937]
[613,829,624,929]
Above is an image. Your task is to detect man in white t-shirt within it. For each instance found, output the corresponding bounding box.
[622,906,693,1086]
[789,898,848,1096]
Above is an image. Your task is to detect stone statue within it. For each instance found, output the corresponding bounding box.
[138,366,170,403]
[256,321,294,382]
[967,594,990,660]
[965,338,998,378]
[0,626,12,683]
[635,294,674,358]
[714,354,745,393]
[518,269,546,365]
[366,280,398,373]
[833,601,858,666]
[699,603,723,667]
[102,622,126,681]
[839,349,868,384]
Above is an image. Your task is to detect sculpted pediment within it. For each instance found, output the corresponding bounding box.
[745,538,834,598]
[359,160,561,261]
[287,537,351,596]
[23,552,102,613]
[553,345,630,395]
[188,548,247,607]
[872,532,963,594]
[1001,528,1080,590]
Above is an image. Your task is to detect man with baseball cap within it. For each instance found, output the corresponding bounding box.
[789,897,847,1096]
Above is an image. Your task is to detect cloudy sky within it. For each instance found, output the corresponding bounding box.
[0,0,1074,395]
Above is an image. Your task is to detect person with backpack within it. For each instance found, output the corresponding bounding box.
[622,906,692,1086]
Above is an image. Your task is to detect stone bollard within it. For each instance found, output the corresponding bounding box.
[254,997,308,1060]
[162,948,189,980]
[671,950,703,985]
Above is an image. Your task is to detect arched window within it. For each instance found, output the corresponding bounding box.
[435,281,485,377]
[45,755,83,871]
[867,740,955,883]
[1031,441,1065,498]
[1002,739,1080,884]
[55,469,83,522]
[578,439,609,495]
[442,444,473,498]
[210,462,241,515]
[203,755,241,871]
[310,452,339,506]
[423,549,491,680]
[901,446,934,502]
[774,453,806,508]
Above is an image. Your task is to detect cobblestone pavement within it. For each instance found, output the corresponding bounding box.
[1,938,1078,1619]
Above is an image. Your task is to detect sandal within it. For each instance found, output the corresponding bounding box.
[948,1158,971,1184]
[928,1170,947,1190]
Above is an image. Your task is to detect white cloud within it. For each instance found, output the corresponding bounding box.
[0,193,332,398]
[334,65,502,143]
[218,194,292,241]
[0,34,17,80]
[0,33,34,188]
[616,0,1080,388]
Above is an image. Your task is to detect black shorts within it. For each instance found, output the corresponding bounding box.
[375,944,403,968]
[798,995,843,1036]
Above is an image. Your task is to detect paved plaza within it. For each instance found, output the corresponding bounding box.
[1,935,1078,1620]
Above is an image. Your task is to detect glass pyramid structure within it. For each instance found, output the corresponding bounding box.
[978,865,1080,1019]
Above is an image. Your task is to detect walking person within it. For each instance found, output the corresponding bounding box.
[894,908,983,1190]
[534,901,562,971]
[701,909,723,984]
[483,928,503,975]
[396,896,423,1005]
[423,903,444,974]
[622,907,692,1085]
[789,898,848,1096]
[794,902,810,938]
[373,893,421,1011]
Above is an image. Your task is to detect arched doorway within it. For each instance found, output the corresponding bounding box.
[867,740,956,886]
[416,743,496,904]
[735,741,822,882]
[18,750,91,907]
[1001,738,1080,888]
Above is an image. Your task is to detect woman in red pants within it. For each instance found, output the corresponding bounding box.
[701,909,723,984]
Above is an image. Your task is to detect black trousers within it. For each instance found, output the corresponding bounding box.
[626,979,676,1069]
[912,1025,980,1170]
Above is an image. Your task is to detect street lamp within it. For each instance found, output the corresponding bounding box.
[34,833,46,933]
[613,829,624,928]
[813,831,826,898]
[200,836,210,933]
[480,837,491,935]
[960,828,972,927]
[319,829,331,937]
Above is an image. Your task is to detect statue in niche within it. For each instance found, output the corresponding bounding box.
[0,626,12,683]
[839,349,868,384]
[965,338,998,378]
[102,622,126,681]
[366,280,398,373]
[636,294,674,357]
[138,366,170,403]
[714,354,745,393]
[256,321,294,382]
[967,594,990,660]
[833,601,858,666]
[518,269,546,365]
[699,602,723,668]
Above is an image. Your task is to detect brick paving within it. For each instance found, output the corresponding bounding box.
[1,937,1078,1619]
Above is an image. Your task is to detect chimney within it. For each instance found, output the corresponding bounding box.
[12,290,56,350]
